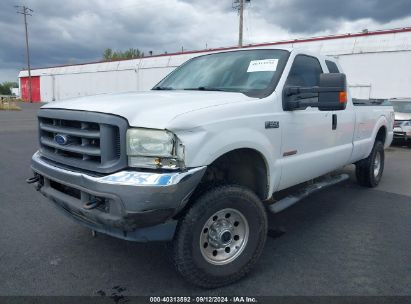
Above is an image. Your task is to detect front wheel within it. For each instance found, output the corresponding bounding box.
[172,185,267,288]
[356,141,385,187]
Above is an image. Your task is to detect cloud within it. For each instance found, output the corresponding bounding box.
[0,0,410,82]
[0,69,19,83]
[252,0,411,33]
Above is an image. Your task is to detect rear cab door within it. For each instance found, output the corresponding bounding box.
[324,59,356,167]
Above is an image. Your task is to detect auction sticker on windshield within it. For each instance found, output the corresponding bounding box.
[247,59,279,72]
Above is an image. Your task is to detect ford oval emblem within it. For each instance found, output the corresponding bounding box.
[54,134,69,145]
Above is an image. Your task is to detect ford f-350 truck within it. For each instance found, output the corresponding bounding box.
[28,48,394,288]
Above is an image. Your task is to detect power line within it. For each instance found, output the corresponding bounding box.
[15,5,33,103]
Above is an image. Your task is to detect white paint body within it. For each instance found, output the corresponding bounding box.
[43,49,394,199]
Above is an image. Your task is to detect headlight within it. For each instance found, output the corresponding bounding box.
[126,128,184,169]
[127,129,174,157]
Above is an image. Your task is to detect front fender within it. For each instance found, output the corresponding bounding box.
[175,126,281,199]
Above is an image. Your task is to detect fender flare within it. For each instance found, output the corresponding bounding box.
[364,115,388,157]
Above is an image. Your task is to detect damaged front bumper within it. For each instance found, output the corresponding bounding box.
[30,151,206,242]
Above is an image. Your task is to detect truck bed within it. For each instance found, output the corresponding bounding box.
[352,98,391,106]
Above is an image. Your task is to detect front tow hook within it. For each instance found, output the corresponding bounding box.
[26,175,40,184]
[83,198,104,210]
[26,174,43,191]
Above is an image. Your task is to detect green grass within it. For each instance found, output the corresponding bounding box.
[0,103,21,111]
[1,97,23,102]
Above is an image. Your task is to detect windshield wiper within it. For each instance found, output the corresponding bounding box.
[153,86,174,90]
[183,86,225,92]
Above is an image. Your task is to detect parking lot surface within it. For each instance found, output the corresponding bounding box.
[0,102,410,296]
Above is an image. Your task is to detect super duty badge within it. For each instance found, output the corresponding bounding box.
[265,121,279,129]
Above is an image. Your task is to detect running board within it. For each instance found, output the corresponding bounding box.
[268,174,350,214]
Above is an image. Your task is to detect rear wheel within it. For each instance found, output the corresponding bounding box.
[172,185,267,288]
[356,141,385,187]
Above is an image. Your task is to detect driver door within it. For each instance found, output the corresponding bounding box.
[279,55,335,190]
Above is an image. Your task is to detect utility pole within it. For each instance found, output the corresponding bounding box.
[15,5,33,103]
[238,0,244,47]
[233,0,249,47]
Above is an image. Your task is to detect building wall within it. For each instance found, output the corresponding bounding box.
[43,70,139,101]
[11,87,20,97]
[337,51,411,99]
[18,28,411,102]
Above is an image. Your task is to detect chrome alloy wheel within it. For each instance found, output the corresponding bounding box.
[199,208,249,265]
[374,151,381,177]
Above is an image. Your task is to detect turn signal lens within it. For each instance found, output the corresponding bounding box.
[339,91,347,103]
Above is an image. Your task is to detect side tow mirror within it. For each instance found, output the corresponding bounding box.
[318,73,347,111]
[283,73,348,111]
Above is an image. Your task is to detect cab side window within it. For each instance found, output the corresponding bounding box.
[285,55,323,102]
[325,60,340,73]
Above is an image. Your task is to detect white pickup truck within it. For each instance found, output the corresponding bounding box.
[29,48,394,288]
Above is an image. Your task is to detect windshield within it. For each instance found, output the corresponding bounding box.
[153,49,289,98]
[391,101,411,113]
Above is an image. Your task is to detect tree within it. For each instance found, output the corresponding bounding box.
[102,48,144,61]
[102,48,113,61]
[0,82,18,95]
[123,48,143,59]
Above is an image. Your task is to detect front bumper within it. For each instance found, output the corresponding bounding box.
[30,151,206,241]
[393,130,410,141]
[393,125,411,141]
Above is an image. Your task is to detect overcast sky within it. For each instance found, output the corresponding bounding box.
[1,0,411,83]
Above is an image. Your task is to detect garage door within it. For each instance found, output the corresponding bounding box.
[20,76,41,102]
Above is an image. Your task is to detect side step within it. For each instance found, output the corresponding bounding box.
[268,174,350,214]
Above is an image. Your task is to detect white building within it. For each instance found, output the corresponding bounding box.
[11,87,20,97]
[18,27,411,102]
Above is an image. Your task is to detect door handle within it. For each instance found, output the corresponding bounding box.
[332,114,337,130]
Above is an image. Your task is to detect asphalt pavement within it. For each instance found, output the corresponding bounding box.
[0,102,410,296]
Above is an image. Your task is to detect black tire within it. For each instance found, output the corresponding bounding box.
[172,185,267,288]
[355,141,385,187]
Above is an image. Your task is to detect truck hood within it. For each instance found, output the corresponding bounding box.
[42,90,254,129]
[395,112,411,121]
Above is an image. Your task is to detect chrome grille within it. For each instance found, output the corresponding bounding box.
[39,119,102,162]
[38,109,128,173]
